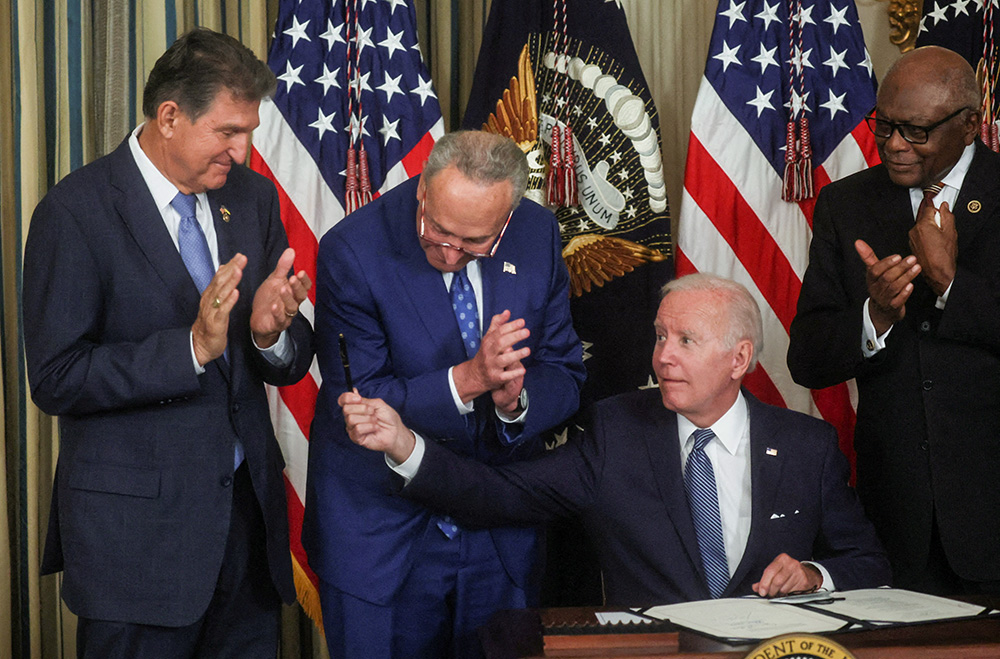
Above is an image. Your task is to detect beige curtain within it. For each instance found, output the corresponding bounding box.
[2,1,901,657]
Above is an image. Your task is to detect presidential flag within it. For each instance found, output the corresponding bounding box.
[463,0,673,418]
[916,0,1000,149]
[677,0,879,469]
[250,0,444,627]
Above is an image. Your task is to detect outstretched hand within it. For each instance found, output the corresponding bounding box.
[339,390,416,464]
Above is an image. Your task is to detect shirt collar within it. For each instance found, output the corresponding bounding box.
[128,123,197,215]
[936,142,975,193]
[677,390,749,456]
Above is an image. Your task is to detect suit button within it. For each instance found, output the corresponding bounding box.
[920,321,931,332]
[220,475,233,487]
[231,403,241,414]
[922,379,933,391]
[919,441,929,451]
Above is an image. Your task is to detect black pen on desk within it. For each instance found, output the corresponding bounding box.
[338,333,354,392]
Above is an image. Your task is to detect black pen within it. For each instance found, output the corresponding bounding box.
[338,333,354,392]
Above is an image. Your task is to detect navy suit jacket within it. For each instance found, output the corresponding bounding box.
[302,176,585,604]
[788,142,1000,586]
[22,138,313,626]
[404,389,891,606]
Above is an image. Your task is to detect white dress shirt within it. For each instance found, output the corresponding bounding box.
[677,393,833,590]
[862,142,974,356]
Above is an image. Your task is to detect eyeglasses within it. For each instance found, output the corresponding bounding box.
[864,107,970,145]
[418,198,513,259]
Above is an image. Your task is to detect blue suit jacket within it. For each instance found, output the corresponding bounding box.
[22,138,314,626]
[302,176,585,604]
[404,388,891,606]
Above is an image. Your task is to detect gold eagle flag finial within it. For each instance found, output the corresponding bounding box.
[482,44,539,149]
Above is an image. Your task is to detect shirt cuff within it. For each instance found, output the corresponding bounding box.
[190,332,206,375]
[386,431,426,485]
[495,388,528,424]
[804,561,835,592]
[862,298,892,357]
[448,366,475,415]
[935,279,954,310]
[253,330,293,367]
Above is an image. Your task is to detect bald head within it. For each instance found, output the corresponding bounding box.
[880,46,980,111]
[874,46,981,188]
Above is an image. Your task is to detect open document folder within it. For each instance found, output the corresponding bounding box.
[639,588,998,643]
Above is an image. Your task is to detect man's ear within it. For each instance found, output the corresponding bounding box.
[155,100,183,138]
[731,339,754,380]
[963,109,982,146]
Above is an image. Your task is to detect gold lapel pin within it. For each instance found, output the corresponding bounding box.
[220,205,232,222]
[968,200,982,213]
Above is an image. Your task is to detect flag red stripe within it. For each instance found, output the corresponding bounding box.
[250,148,320,306]
[284,475,319,588]
[401,130,436,178]
[742,364,787,408]
[810,384,858,483]
[675,248,697,278]
[853,123,881,168]
[684,134,802,332]
[278,373,319,440]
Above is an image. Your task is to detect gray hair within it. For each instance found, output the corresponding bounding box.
[661,273,764,371]
[422,131,529,209]
[143,28,276,120]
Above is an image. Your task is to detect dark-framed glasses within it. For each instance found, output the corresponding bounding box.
[864,107,971,145]
[418,198,513,259]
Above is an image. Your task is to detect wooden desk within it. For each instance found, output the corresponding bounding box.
[481,605,1000,659]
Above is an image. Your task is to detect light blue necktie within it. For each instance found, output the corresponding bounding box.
[684,428,730,598]
[450,267,480,358]
[170,192,215,293]
[170,192,243,470]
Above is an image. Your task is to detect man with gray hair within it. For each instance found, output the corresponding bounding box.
[339,273,890,611]
[303,130,585,658]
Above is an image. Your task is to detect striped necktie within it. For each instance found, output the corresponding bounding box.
[684,428,730,599]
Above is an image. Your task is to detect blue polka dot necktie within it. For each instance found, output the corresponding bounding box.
[450,267,480,359]
[684,428,730,599]
[434,267,481,540]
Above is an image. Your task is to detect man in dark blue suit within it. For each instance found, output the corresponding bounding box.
[341,274,890,608]
[303,131,585,658]
[22,29,313,658]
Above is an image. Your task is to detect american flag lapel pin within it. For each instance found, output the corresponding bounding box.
[220,205,232,222]
[503,261,516,275]
[766,447,778,456]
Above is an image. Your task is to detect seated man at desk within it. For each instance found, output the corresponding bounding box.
[341,274,891,605]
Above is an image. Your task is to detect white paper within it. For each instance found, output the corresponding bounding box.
[809,588,989,624]
[644,598,843,640]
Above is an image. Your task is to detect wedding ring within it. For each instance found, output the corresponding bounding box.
[212,297,221,308]
[284,310,297,318]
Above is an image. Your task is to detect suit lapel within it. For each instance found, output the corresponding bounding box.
[727,394,784,593]
[109,141,201,314]
[643,404,705,586]
[954,143,999,250]
[206,190,238,384]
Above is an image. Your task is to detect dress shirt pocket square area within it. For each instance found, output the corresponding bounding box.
[769,509,801,520]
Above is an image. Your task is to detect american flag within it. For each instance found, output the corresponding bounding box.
[677,0,879,467]
[249,0,444,625]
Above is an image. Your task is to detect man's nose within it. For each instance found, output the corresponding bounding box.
[230,134,251,162]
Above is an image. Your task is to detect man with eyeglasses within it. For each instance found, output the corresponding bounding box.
[303,130,585,658]
[789,46,1000,597]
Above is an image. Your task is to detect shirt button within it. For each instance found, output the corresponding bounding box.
[220,475,233,487]
[920,321,931,332]
[922,379,933,391]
